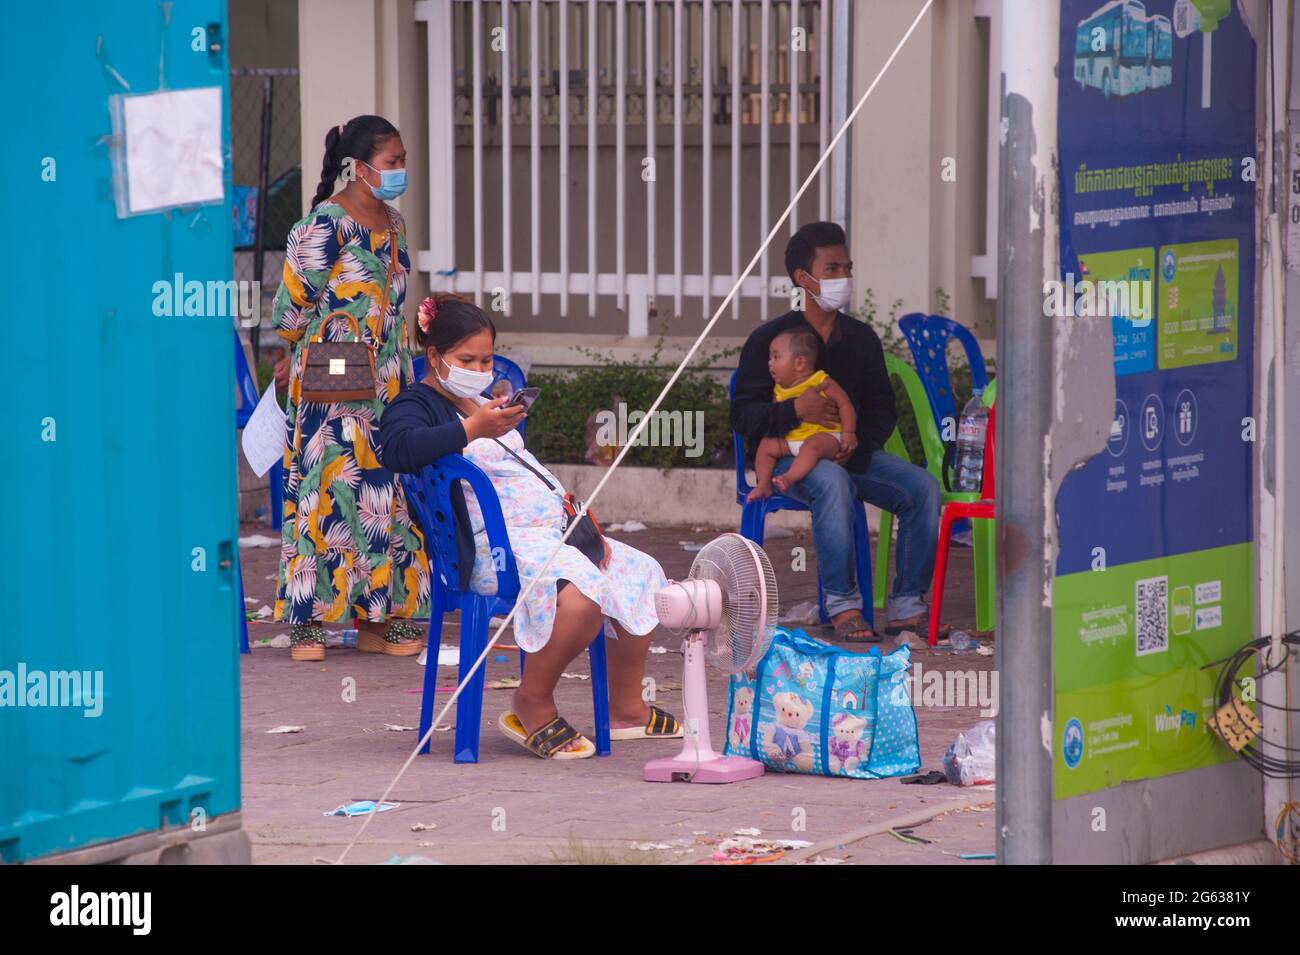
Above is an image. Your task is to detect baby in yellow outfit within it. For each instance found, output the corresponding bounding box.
[748,328,858,502]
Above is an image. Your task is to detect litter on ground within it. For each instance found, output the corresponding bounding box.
[605,520,647,532]
[383,854,440,864]
[238,534,279,548]
[266,725,305,734]
[711,835,812,864]
[779,600,820,625]
[323,801,399,817]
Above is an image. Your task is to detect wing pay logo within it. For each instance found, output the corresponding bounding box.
[50,886,151,935]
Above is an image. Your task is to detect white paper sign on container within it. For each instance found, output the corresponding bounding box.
[109,87,225,218]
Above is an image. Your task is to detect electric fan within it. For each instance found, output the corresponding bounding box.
[644,533,779,783]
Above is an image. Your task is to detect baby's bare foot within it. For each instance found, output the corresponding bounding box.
[747,483,774,502]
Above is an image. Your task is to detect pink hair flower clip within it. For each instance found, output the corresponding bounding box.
[417,295,439,333]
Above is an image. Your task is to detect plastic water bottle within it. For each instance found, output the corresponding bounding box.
[341,629,358,648]
[954,393,990,492]
[948,629,973,651]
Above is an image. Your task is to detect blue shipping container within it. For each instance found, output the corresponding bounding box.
[0,0,242,862]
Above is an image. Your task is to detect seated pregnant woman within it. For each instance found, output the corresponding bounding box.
[378,295,682,760]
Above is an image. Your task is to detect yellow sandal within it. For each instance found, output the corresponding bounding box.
[497,712,596,760]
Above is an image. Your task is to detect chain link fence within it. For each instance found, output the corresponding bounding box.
[231,68,301,364]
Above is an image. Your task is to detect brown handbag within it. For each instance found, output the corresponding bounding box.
[299,213,401,403]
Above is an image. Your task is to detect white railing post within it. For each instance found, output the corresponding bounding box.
[972,0,1001,299]
[819,0,829,219]
[502,0,514,316]
[530,0,541,314]
[702,0,713,318]
[616,0,628,314]
[560,0,570,315]
[789,0,799,235]
[426,0,456,289]
[472,0,484,306]
[586,0,598,315]
[645,0,658,322]
[673,0,684,320]
[730,0,740,320]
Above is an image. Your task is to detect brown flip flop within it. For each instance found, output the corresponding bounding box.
[832,611,879,643]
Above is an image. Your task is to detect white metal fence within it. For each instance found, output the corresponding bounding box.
[415,0,850,335]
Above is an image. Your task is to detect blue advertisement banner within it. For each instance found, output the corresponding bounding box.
[1056,0,1256,575]
[1053,0,1257,798]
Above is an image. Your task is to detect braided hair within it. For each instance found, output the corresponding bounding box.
[310,115,400,210]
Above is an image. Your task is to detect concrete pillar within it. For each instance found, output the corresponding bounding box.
[296,0,429,309]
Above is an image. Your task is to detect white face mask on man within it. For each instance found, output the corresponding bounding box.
[806,274,853,313]
[436,355,495,399]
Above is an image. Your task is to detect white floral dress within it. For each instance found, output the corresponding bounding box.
[460,429,666,652]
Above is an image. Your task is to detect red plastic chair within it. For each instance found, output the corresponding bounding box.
[929,402,995,646]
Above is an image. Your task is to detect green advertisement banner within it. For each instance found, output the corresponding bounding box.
[1054,543,1251,799]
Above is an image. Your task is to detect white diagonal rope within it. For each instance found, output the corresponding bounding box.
[333,0,935,865]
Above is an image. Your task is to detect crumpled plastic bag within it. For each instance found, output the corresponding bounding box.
[943,719,996,786]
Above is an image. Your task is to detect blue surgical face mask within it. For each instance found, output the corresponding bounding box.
[360,160,407,200]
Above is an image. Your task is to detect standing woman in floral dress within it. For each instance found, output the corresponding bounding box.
[270,115,431,660]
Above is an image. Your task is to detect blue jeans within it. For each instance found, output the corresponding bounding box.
[772,451,940,622]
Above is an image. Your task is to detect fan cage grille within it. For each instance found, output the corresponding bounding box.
[688,534,779,673]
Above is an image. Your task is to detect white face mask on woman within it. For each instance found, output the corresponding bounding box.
[436,355,494,399]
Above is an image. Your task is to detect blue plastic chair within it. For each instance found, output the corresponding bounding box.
[233,332,281,655]
[897,314,990,547]
[401,456,611,762]
[234,332,283,531]
[729,371,873,626]
[897,314,990,437]
[410,353,528,436]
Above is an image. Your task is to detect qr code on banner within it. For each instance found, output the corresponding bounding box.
[1135,575,1168,656]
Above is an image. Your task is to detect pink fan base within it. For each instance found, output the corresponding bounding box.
[644,754,765,783]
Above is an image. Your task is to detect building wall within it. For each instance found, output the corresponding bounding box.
[850,0,995,345]
[294,0,997,363]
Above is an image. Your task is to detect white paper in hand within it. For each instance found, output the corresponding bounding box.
[241,382,287,477]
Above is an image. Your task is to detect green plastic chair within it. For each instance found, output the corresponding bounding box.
[876,353,996,631]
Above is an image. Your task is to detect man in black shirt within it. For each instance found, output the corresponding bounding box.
[730,222,942,641]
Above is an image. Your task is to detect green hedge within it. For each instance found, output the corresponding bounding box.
[504,289,993,469]
[524,342,739,469]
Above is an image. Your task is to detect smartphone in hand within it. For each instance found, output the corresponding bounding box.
[503,387,541,410]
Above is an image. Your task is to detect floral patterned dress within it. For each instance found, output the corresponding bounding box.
[460,430,666,652]
[271,201,431,625]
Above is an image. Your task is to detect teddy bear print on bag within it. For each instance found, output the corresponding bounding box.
[763,691,816,772]
[729,685,755,750]
[827,712,872,775]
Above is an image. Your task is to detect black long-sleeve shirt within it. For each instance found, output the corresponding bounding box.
[730,309,897,473]
[378,381,475,591]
